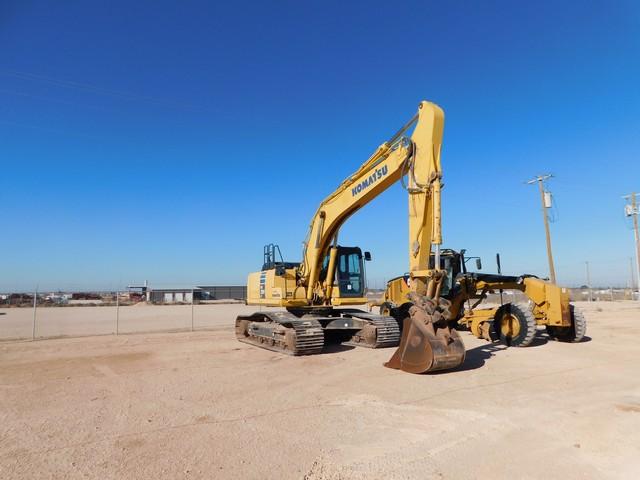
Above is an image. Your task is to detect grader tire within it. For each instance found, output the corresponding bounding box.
[546,305,587,343]
[493,303,536,347]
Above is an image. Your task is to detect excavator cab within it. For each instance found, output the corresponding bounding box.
[248,244,372,307]
[320,247,368,298]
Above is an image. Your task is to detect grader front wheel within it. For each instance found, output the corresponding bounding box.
[493,303,536,347]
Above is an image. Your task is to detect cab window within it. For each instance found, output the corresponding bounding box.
[337,252,363,296]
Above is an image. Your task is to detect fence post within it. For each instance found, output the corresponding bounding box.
[116,291,120,335]
[191,288,194,332]
[32,287,37,341]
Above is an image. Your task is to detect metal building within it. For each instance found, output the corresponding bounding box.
[145,285,247,304]
[146,288,199,304]
[196,285,247,301]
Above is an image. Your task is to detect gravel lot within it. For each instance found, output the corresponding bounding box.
[1,301,639,479]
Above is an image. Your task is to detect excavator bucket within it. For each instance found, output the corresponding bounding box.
[384,303,465,374]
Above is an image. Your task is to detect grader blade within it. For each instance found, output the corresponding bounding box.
[384,304,465,374]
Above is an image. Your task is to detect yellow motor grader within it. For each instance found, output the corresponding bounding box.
[379,249,586,346]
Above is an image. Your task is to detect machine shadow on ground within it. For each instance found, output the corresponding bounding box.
[442,342,510,373]
[438,332,592,373]
[323,343,356,353]
[432,333,550,373]
[538,333,593,344]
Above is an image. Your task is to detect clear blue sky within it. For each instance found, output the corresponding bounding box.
[1,1,639,291]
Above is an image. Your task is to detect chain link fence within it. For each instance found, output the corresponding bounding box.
[1,286,638,342]
[0,288,273,342]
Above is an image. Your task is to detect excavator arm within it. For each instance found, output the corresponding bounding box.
[299,101,446,303]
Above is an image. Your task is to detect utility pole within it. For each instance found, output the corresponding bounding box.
[585,261,592,302]
[623,192,640,299]
[527,174,556,283]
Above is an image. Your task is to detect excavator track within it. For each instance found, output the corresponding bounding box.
[236,309,401,355]
[342,312,401,348]
[370,316,402,347]
[235,312,324,356]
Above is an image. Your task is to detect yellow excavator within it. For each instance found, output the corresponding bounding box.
[380,249,586,346]
[236,101,465,374]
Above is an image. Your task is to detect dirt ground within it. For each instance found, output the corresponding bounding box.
[1,301,639,479]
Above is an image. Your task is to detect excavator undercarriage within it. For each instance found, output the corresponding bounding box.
[235,308,400,355]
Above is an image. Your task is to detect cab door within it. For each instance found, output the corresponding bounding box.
[337,249,364,297]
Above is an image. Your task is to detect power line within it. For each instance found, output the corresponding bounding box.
[0,88,118,113]
[0,69,203,111]
[0,119,104,140]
